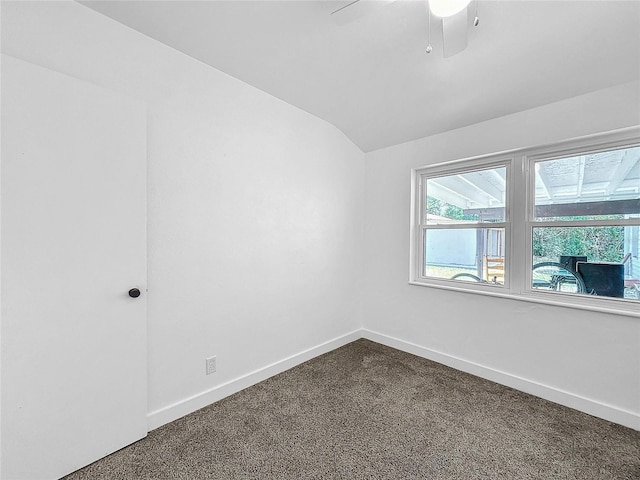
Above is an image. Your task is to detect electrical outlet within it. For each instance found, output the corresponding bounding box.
[206,356,216,375]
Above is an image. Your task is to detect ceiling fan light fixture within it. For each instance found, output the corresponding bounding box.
[428,0,472,18]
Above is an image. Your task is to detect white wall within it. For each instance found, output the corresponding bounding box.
[362,82,640,429]
[1,1,364,428]
[1,1,637,450]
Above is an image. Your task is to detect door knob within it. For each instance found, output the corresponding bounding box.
[128,288,141,298]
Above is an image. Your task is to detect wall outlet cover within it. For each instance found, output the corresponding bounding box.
[206,356,216,375]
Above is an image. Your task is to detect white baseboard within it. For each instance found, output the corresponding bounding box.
[361,328,640,431]
[147,328,638,432]
[146,329,362,431]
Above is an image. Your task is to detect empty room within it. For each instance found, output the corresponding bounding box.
[1,1,639,479]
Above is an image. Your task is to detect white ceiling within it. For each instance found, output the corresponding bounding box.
[80,0,640,152]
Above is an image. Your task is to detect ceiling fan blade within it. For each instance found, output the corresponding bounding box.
[330,0,397,26]
[442,8,468,57]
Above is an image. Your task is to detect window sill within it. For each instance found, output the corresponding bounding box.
[408,280,640,319]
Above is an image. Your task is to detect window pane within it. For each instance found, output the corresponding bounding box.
[425,166,506,225]
[532,225,640,300]
[534,147,640,221]
[424,228,505,285]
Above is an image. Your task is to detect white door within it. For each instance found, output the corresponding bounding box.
[1,55,147,479]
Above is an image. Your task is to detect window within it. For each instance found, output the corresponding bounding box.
[415,161,510,286]
[411,128,640,315]
[528,146,640,300]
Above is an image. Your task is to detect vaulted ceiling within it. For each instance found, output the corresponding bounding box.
[80,0,640,152]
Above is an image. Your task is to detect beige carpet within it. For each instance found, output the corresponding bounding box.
[64,339,639,479]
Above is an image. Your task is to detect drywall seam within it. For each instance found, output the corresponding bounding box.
[146,329,362,430]
[361,329,639,431]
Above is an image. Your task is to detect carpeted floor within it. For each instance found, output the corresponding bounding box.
[64,339,639,479]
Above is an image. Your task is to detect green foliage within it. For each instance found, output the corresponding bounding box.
[532,225,624,262]
[426,196,443,216]
[426,196,476,221]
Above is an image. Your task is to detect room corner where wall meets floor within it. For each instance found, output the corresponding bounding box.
[147,327,639,433]
[63,337,639,480]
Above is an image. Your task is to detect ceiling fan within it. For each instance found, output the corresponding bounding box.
[330,0,479,58]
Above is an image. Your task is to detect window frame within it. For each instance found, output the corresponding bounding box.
[412,155,514,293]
[410,127,640,318]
